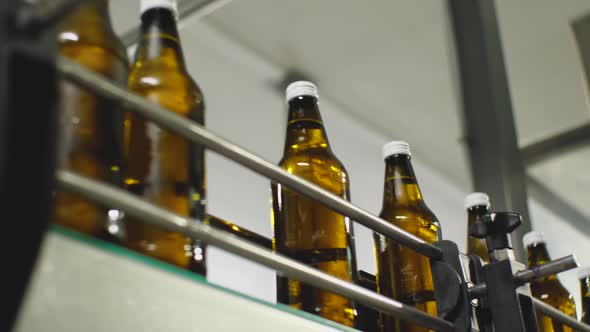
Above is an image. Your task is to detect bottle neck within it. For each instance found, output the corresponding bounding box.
[381,154,424,208]
[60,0,112,33]
[527,242,558,282]
[581,277,590,318]
[134,8,186,68]
[283,96,330,153]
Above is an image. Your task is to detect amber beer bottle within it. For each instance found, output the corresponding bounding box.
[124,0,206,273]
[374,141,440,332]
[464,192,490,262]
[579,266,590,325]
[524,231,577,331]
[272,81,357,327]
[54,0,128,237]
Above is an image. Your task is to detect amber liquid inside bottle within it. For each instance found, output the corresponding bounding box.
[374,154,440,332]
[581,275,590,324]
[527,242,577,332]
[124,7,206,273]
[466,205,490,262]
[272,95,357,327]
[54,0,128,237]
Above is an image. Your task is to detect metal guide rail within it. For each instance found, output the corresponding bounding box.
[56,170,453,331]
[532,297,590,332]
[53,59,590,332]
[6,0,590,331]
[56,56,443,260]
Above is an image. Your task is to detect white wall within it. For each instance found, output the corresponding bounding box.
[178,22,468,303]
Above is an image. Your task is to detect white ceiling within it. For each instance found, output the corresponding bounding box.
[205,0,470,188]
[110,0,590,221]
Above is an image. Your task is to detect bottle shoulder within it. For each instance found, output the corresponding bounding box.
[129,66,204,115]
[278,151,349,193]
[58,25,128,66]
[379,203,440,226]
[531,279,575,302]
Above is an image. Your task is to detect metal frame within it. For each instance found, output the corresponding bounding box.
[57,170,454,332]
[7,0,590,331]
[448,0,532,262]
[0,1,59,330]
[54,56,590,332]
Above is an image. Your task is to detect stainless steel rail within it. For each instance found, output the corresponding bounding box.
[56,170,454,332]
[531,297,590,332]
[514,255,578,285]
[469,255,578,299]
[56,56,443,260]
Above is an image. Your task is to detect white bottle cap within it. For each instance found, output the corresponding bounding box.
[382,141,411,159]
[285,81,319,103]
[464,192,490,210]
[141,0,178,16]
[522,231,544,248]
[578,266,590,279]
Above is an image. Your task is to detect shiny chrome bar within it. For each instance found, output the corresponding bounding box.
[514,255,578,285]
[56,56,443,260]
[469,255,578,299]
[207,214,273,249]
[56,170,454,331]
[532,297,590,332]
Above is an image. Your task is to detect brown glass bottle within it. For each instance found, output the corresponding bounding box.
[464,192,490,263]
[579,267,590,325]
[54,0,129,237]
[271,81,357,327]
[524,232,577,332]
[374,141,440,332]
[124,0,206,273]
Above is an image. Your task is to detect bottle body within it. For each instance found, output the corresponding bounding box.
[124,7,206,273]
[526,241,576,332]
[580,273,590,325]
[374,151,440,332]
[54,0,129,237]
[272,92,356,327]
[466,205,490,262]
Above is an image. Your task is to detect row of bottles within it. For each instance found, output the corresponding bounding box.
[271,84,441,329]
[55,0,207,273]
[53,0,442,329]
[51,1,589,331]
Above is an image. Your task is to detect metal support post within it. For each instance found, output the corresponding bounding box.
[448,0,531,262]
[0,1,58,330]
